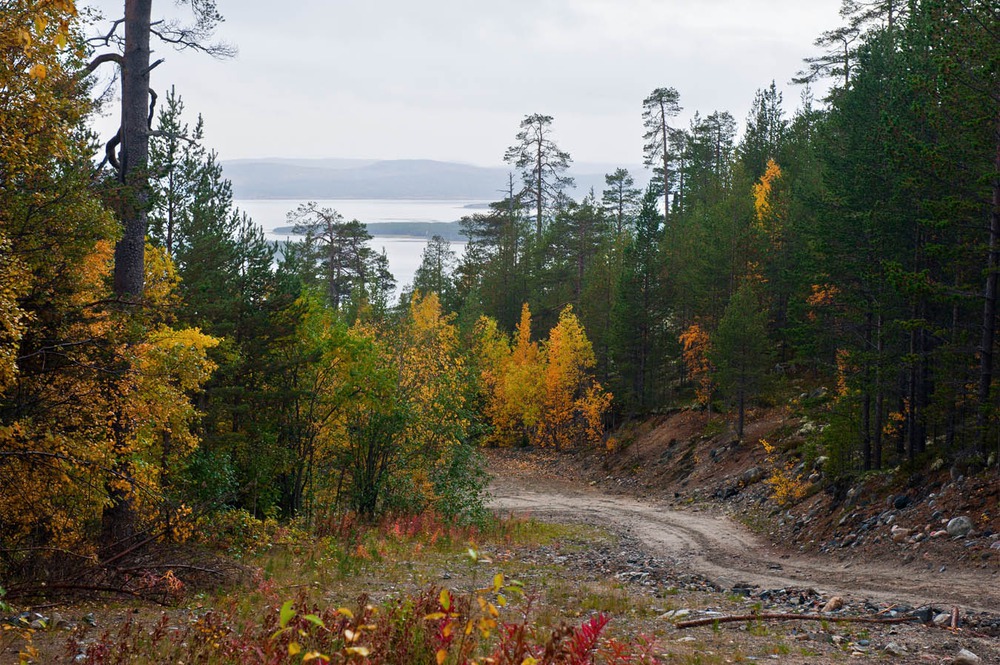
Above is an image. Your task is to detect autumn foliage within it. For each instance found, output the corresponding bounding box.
[678,323,713,406]
[475,304,612,449]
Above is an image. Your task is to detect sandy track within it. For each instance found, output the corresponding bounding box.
[490,477,1000,615]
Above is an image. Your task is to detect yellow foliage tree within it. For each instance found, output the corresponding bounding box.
[473,304,611,449]
[539,306,611,449]
[472,315,516,447]
[751,158,786,247]
[398,292,469,482]
[505,303,545,438]
[0,240,219,566]
[469,304,541,448]
[679,322,714,406]
[0,233,27,391]
[1,0,221,570]
[1,0,92,389]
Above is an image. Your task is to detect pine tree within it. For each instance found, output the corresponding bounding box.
[504,113,575,237]
[601,168,641,237]
[739,82,788,181]
[411,234,457,307]
[710,283,772,440]
[610,185,664,412]
[642,87,682,217]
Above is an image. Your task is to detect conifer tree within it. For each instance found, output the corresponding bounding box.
[504,113,575,237]
[642,87,682,217]
[710,283,772,440]
[610,185,664,412]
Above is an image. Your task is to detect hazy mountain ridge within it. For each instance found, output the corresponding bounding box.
[223,158,648,201]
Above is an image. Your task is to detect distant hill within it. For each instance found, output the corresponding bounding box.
[223,158,648,201]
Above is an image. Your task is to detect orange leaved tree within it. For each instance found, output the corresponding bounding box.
[538,306,612,449]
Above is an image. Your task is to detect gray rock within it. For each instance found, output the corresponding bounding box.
[884,642,907,657]
[932,613,951,625]
[660,609,691,620]
[954,648,981,665]
[947,516,974,538]
[893,495,911,510]
[740,467,764,486]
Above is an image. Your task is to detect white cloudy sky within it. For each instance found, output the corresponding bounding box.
[85,0,843,167]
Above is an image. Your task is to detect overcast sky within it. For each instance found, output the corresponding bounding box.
[85,0,843,168]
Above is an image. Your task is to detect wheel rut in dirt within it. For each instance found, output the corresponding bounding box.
[489,477,1000,615]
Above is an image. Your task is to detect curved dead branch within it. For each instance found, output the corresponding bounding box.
[147,88,157,129]
[84,52,124,76]
[105,129,121,172]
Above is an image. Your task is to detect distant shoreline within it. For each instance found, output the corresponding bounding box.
[237,196,491,203]
[270,220,466,242]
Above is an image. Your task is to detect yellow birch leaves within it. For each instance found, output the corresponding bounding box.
[474,304,612,448]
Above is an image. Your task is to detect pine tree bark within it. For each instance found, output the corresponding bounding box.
[659,104,670,220]
[103,0,153,551]
[112,0,153,298]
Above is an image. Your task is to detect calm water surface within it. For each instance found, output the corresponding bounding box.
[235,199,479,291]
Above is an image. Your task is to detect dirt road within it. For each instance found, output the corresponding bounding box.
[489,475,1000,615]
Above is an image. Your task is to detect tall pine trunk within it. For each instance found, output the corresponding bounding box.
[113,0,153,297]
[103,0,153,550]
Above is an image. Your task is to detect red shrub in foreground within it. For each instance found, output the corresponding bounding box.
[70,584,661,664]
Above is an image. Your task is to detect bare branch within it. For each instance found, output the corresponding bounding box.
[149,26,236,57]
[145,57,165,75]
[84,52,123,76]
[149,130,197,144]
[86,18,125,47]
[147,88,157,129]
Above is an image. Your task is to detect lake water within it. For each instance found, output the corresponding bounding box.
[235,199,481,291]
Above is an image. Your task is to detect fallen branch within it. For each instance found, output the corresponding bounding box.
[5,583,167,606]
[675,612,920,629]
